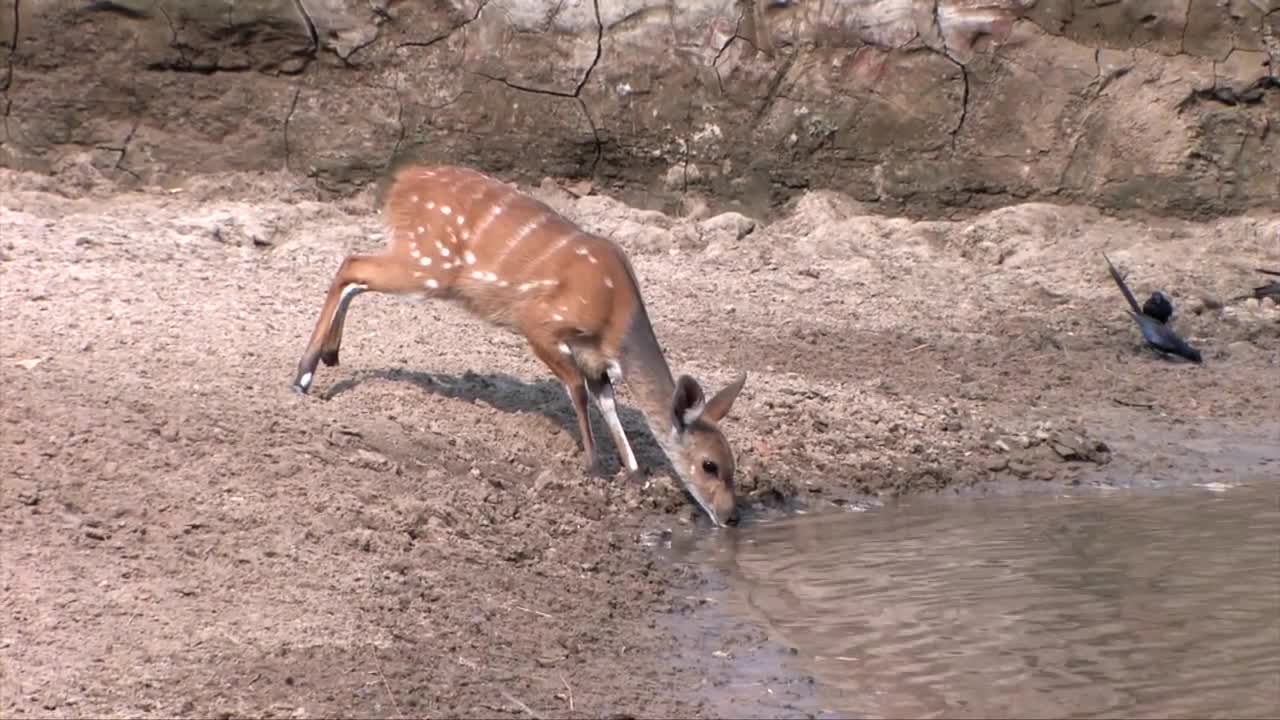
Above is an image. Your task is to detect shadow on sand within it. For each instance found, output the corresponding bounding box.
[320,366,674,477]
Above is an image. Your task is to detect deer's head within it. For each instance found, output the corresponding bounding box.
[665,372,748,527]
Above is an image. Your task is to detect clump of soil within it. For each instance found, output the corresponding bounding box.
[2,165,1276,718]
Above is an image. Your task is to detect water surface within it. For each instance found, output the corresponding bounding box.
[674,483,1280,719]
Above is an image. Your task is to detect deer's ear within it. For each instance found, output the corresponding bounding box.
[701,372,746,423]
[671,375,707,432]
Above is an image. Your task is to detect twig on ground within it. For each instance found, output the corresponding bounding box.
[561,674,575,712]
[904,343,930,355]
[513,604,554,619]
[1113,397,1155,409]
[376,663,402,719]
[499,688,544,719]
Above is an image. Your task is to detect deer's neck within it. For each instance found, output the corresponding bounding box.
[617,303,678,443]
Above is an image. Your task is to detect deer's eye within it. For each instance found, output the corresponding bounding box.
[701,460,719,475]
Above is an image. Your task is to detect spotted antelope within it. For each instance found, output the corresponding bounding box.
[290,165,748,526]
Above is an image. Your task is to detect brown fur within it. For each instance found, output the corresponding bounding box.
[291,165,748,526]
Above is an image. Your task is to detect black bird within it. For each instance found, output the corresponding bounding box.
[1141,290,1174,324]
[1233,268,1280,303]
[1102,253,1203,364]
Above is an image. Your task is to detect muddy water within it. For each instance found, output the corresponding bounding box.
[672,483,1280,719]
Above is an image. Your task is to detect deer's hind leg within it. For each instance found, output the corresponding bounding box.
[526,332,597,474]
[292,253,441,394]
[319,282,364,368]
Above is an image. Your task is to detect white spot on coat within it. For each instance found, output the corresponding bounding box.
[464,251,476,264]
[441,206,452,215]
[425,279,439,289]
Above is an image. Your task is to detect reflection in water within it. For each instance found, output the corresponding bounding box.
[677,485,1280,719]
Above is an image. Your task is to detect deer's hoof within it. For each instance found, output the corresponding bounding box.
[290,372,313,395]
[623,467,649,487]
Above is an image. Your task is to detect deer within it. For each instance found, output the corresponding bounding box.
[289,164,748,527]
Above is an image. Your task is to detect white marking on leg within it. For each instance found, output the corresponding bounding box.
[299,371,313,389]
[339,283,366,304]
[326,282,367,339]
[606,360,623,384]
[594,380,638,472]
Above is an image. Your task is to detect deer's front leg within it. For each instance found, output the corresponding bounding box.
[585,372,639,476]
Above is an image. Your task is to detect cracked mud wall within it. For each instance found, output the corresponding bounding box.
[1,0,1277,219]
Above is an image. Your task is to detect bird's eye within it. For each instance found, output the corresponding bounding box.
[701,460,719,475]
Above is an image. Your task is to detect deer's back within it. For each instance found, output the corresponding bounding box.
[381,165,640,356]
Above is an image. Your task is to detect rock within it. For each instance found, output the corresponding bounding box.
[350,449,394,472]
[2,0,1276,218]
[16,483,40,506]
[698,211,757,245]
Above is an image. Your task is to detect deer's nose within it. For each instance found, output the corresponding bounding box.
[724,506,741,526]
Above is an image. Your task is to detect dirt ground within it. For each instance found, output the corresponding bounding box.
[1,164,1277,719]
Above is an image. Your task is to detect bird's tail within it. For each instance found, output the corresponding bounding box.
[1102,252,1143,315]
